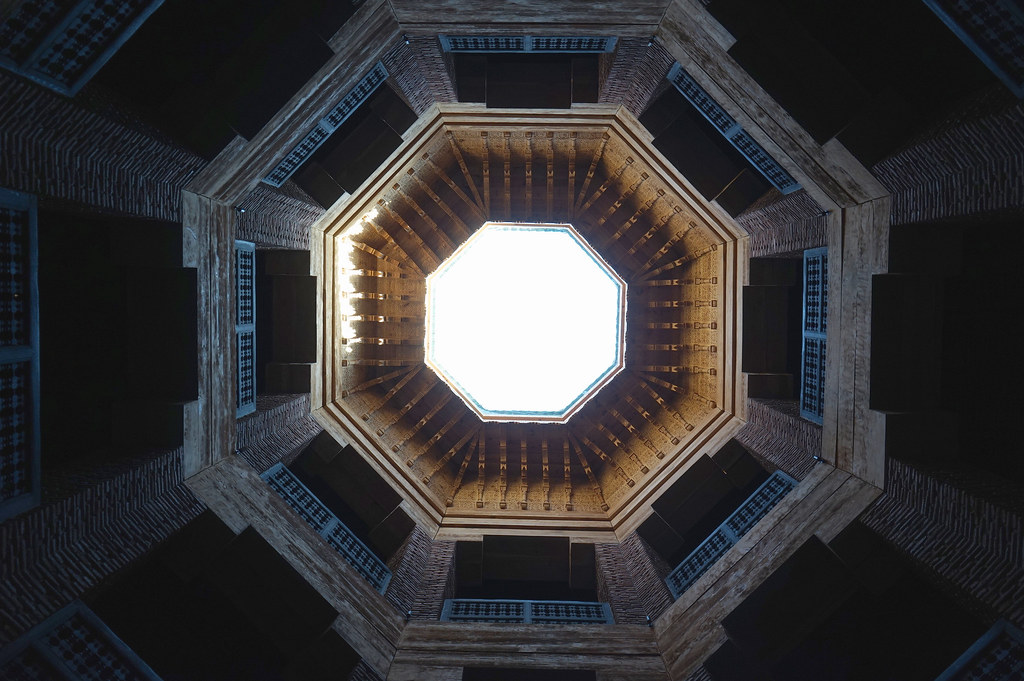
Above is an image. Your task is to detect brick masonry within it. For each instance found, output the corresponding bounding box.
[602,39,676,119]
[236,393,321,474]
[0,72,206,222]
[411,537,456,620]
[875,91,1024,226]
[0,447,205,646]
[735,87,1024,258]
[734,399,820,482]
[384,41,443,117]
[595,541,649,625]
[736,190,827,257]
[861,457,1024,629]
[618,531,675,621]
[408,37,458,107]
[348,659,385,681]
[385,525,434,615]
[236,182,324,251]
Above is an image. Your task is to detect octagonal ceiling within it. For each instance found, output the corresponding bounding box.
[425,221,626,424]
[314,105,748,538]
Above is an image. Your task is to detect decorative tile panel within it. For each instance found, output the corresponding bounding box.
[935,620,1024,681]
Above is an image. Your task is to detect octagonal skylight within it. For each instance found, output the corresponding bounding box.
[425,222,626,423]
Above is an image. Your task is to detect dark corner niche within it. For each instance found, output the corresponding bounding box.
[91,0,360,159]
[290,433,414,563]
[703,0,996,166]
[639,441,768,568]
[455,536,598,602]
[90,514,358,681]
[255,250,316,395]
[454,53,599,108]
[640,86,772,217]
[37,209,196,461]
[291,84,418,209]
[705,524,987,681]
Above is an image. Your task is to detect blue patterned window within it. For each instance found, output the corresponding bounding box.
[236,241,256,418]
[0,188,39,522]
[800,248,827,423]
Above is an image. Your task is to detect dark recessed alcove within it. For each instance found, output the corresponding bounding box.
[90,514,359,681]
[37,210,196,461]
[91,0,358,159]
[290,434,414,563]
[706,526,987,681]
[639,441,768,568]
[640,87,772,217]
[705,0,996,166]
[455,536,598,602]
[292,84,417,208]
[453,53,599,108]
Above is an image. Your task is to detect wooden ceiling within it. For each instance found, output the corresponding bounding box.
[315,105,746,535]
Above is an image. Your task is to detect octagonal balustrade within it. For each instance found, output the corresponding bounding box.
[425,222,626,424]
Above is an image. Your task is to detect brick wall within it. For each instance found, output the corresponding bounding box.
[386,525,434,614]
[411,537,456,620]
[877,100,1024,225]
[0,447,205,645]
[619,531,675,621]
[383,41,440,117]
[683,665,714,681]
[734,399,820,481]
[736,190,827,257]
[348,659,385,681]
[602,39,675,118]
[236,182,323,250]
[860,457,1024,629]
[0,73,205,221]
[596,542,648,625]
[408,37,457,106]
[735,88,1024,258]
[236,394,321,474]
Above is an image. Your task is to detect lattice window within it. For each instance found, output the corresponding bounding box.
[665,470,797,598]
[0,602,163,680]
[935,620,1024,681]
[0,0,163,95]
[235,241,255,418]
[264,62,389,187]
[800,248,827,423]
[439,35,617,53]
[0,188,39,522]
[666,63,801,195]
[923,0,1024,98]
[261,463,392,593]
[441,599,614,624]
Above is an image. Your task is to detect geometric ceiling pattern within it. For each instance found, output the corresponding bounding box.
[315,106,747,537]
